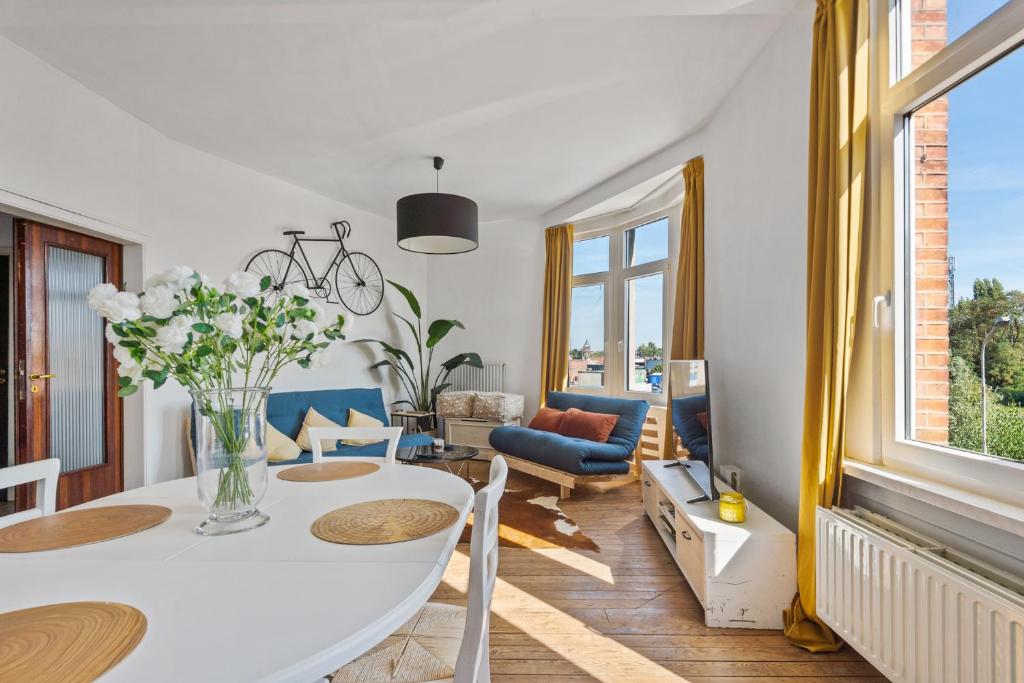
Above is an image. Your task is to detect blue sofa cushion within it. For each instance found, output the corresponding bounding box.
[544,392,648,452]
[489,426,632,475]
[672,394,709,463]
[266,388,390,439]
[189,387,421,463]
[489,392,649,476]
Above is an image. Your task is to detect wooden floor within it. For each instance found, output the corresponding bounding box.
[431,466,883,682]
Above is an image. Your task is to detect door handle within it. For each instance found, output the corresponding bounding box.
[30,373,56,380]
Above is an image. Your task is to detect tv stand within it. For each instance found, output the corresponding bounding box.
[641,460,796,629]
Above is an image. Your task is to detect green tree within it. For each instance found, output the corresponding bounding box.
[948,355,1024,461]
[569,348,583,360]
[949,277,1024,393]
[636,342,662,358]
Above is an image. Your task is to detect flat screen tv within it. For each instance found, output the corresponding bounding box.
[666,359,719,503]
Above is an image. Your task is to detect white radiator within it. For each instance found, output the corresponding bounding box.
[816,506,1024,683]
[445,363,505,393]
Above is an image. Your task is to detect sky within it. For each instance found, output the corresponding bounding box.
[946,1,1024,299]
[570,218,667,355]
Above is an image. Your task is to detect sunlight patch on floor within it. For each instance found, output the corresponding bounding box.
[442,551,687,682]
[525,547,615,583]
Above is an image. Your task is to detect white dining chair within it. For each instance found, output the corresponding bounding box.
[306,426,404,464]
[329,455,508,683]
[0,458,60,529]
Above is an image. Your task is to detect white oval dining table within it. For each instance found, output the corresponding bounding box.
[0,461,474,683]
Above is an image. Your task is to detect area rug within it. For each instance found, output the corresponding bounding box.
[459,470,599,551]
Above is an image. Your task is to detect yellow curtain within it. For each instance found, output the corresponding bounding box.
[662,156,705,460]
[539,224,574,406]
[783,0,869,653]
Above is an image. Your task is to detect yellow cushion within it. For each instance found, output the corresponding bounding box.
[341,408,384,445]
[295,406,342,452]
[266,422,302,462]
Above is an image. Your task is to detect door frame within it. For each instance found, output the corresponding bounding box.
[0,193,147,491]
[14,220,125,509]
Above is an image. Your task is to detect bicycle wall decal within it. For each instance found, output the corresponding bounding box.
[245,221,385,316]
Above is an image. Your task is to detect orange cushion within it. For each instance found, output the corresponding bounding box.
[558,407,620,443]
[696,411,709,430]
[528,407,566,433]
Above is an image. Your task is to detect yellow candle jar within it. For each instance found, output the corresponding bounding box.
[719,492,747,523]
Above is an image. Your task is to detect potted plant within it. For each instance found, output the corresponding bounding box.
[89,266,348,535]
[356,280,481,431]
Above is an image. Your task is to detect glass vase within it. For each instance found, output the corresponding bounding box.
[191,387,271,535]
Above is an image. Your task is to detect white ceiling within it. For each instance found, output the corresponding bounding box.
[0,0,798,222]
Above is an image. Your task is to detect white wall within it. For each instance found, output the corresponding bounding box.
[533,6,814,529]
[0,36,427,486]
[426,220,545,419]
[699,5,813,530]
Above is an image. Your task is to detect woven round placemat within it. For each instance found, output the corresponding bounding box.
[0,505,172,553]
[277,461,380,483]
[0,601,147,682]
[312,498,460,545]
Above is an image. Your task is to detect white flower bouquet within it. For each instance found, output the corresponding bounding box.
[90,266,347,530]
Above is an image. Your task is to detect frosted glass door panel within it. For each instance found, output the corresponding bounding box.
[46,246,106,473]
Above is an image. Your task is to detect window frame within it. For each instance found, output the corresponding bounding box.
[569,192,680,404]
[869,0,1024,508]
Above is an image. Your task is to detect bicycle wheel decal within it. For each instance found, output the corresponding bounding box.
[335,251,384,315]
[245,249,309,293]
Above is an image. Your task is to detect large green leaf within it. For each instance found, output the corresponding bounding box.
[352,338,413,369]
[387,280,421,319]
[440,352,483,371]
[393,313,421,347]
[425,319,464,348]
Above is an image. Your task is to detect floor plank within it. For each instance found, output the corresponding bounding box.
[431,463,882,680]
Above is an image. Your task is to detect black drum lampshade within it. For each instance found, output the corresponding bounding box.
[396,157,479,255]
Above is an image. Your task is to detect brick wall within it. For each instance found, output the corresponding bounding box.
[911,0,950,444]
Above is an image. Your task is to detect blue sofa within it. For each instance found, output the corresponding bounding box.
[488,392,649,476]
[189,388,432,466]
[671,394,709,463]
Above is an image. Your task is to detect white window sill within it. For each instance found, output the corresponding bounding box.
[843,460,1024,537]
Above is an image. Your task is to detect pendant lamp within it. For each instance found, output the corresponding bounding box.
[396,156,479,254]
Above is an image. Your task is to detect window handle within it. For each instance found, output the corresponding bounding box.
[873,291,891,329]
[618,340,623,352]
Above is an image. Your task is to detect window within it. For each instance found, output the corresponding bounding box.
[626,273,664,392]
[569,284,605,388]
[568,215,672,398]
[897,1,1010,79]
[625,218,668,267]
[573,236,609,276]
[906,48,1024,464]
[873,0,1024,502]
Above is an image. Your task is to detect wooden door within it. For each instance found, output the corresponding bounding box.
[15,220,123,510]
[0,254,9,505]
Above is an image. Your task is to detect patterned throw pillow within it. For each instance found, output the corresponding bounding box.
[472,392,525,422]
[436,391,475,418]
